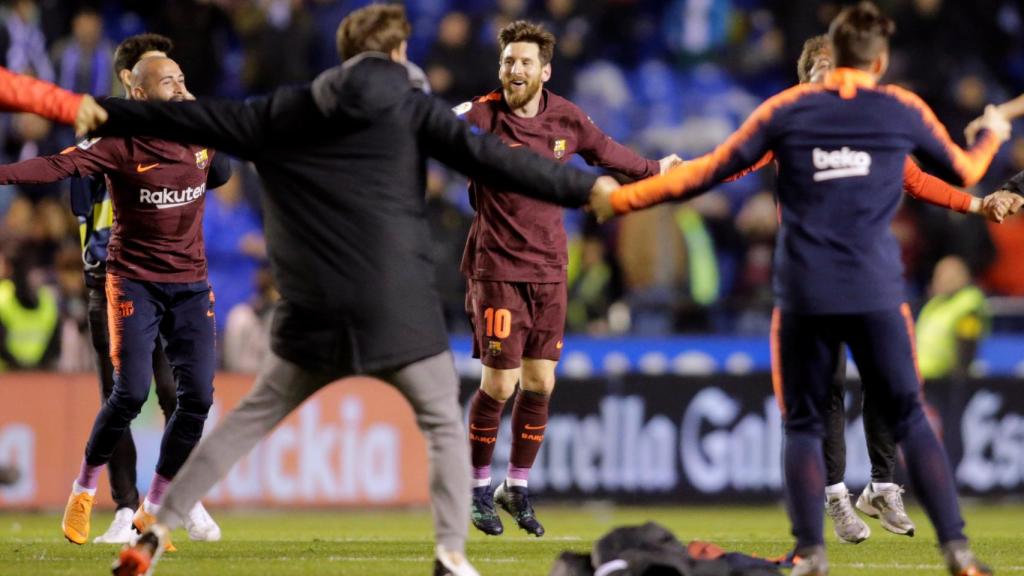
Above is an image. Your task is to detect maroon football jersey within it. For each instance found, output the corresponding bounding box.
[13,137,213,283]
[457,89,659,283]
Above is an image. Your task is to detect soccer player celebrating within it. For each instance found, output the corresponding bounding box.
[733,33,1012,546]
[74,33,224,545]
[0,55,227,550]
[593,3,1008,574]
[456,20,680,538]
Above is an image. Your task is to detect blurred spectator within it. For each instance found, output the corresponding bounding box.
[53,241,91,372]
[202,163,265,336]
[51,8,112,97]
[536,0,590,95]
[662,0,732,61]
[729,189,776,333]
[615,205,687,335]
[3,111,57,170]
[3,0,55,80]
[425,11,493,103]
[234,0,316,94]
[916,256,990,381]
[153,0,233,96]
[981,210,1024,296]
[566,227,615,334]
[50,7,112,147]
[425,164,471,333]
[223,265,277,373]
[0,240,59,371]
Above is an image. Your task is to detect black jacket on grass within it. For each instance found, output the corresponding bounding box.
[95,54,597,375]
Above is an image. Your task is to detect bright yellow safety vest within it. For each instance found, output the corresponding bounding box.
[0,279,58,370]
[916,286,988,380]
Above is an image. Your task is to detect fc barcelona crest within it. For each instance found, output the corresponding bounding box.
[195,149,210,169]
[553,139,566,159]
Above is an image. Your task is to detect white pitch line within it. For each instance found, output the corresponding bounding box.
[837,563,1024,572]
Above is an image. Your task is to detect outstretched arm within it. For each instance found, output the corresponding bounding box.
[95,97,268,160]
[0,139,123,184]
[416,92,601,208]
[574,109,662,179]
[0,66,82,124]
[723,152,775,183]
[894,87,1008,186]
[902,158,1015,222]
[996,93,1024,122]
[594,86,812,220]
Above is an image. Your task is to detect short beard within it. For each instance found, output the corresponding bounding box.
[502,75,542,110]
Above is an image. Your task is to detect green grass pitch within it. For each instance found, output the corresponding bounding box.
[2,504,1022,574]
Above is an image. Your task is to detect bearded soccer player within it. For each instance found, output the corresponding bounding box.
[71,33,224,545]
[455,20,681,538]
[594,2,1007,574]
[0,56,226,550]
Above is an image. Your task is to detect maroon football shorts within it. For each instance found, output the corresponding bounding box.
[465,279,567,370]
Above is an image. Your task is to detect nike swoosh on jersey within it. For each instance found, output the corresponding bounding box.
[136,163,161,173]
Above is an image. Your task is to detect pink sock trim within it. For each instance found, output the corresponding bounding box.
[146,473,173,506]
[76,460,102,490]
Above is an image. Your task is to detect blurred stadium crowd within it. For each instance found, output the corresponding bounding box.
[1,0,1023,373]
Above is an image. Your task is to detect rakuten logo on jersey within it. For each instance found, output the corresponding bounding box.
[139,183,206,209]
[812,147,871,182]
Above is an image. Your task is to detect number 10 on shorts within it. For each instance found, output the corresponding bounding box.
[483,307,511,339]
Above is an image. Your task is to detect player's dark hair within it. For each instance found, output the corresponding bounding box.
[828,1,895,69]
[796,35,830,84]
[113,33,173,74]
[336,3,411,61]
[499,20,556,65]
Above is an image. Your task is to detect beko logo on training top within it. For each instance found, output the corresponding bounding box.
[812,147,871,182]
[139,183,206,209]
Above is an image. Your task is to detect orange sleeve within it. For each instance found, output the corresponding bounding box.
[723,151,775,183]
[884,85,1000,187]
[902,158,974,213]
[0,66,83,125]
[611,84,818,215]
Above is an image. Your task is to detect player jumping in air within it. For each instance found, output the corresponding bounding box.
[592,3,1009,574]
[0,55,228,551]
[457,20,681,538]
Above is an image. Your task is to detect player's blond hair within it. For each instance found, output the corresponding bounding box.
[796,35,830,84]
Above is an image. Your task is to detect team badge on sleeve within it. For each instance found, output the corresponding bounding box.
[453,101,473,117]
[195,149,210,169]
[553,139,567,159]
[76,137,102,150]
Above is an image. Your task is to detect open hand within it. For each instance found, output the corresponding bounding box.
[966,104,1012,145]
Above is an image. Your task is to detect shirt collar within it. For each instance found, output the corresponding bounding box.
[823,67,877,99]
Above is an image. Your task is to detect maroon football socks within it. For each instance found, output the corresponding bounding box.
[507,389,549,487]
[468,389,505,487]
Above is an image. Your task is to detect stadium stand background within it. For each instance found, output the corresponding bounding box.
[0,0,1022,376]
